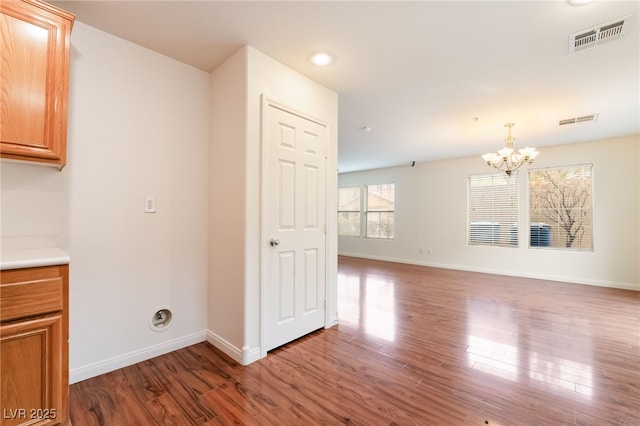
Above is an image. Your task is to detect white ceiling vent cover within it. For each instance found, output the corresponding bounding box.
[559,114,599,126]
[569,16,630,53]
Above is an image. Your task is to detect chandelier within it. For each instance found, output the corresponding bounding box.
[481,123,539,176]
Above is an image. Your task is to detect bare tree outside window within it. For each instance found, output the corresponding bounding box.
[529,165,593,250]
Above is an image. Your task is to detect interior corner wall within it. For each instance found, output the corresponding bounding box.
[208,47,248,361]
[339,135,640,290]
[244,46,339,357]
[207,45,339,363]
[58,22,211,382]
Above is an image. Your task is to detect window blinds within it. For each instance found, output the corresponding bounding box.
[468,173,519,247]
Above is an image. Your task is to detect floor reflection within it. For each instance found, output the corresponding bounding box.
[334,256,639,424]
[466,297,520,381]
[467,335,520,381]
[337,271,396,341]
[465,296,594,397]
[528,351,594,396]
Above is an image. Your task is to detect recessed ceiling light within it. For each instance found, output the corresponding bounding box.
[361,126,372,132]
[310,52,334,66]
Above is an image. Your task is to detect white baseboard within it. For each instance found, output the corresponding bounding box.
[241,345,262,365]
[69,330,207,384]
[205,330,262,365]
[69,327,314,384]
[205,330,242,363]
[338,252,639,291]
[326,315,339,328]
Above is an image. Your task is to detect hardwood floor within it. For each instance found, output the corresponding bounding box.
[70,256,640,425]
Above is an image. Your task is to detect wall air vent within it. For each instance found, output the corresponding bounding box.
[559,114,599,126]
[569,16,630,53]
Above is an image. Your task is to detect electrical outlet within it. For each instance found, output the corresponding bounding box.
[144,196,156,213]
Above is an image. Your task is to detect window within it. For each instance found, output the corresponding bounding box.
[529,165,593,250]
[338,186,361,236]
[338,184,395,239]
[468,172,518,247]
[365,184,395,239]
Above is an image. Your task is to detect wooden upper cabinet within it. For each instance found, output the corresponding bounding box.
[0,0,74,169]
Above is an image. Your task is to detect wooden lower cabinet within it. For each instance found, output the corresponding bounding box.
[0,265,69,426]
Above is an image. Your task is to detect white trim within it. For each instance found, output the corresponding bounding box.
[206,330,243,364]
[206,332,260,365]
[70,329,263,384]
[326,315,339,328]
[69,330,207,384]
[241,345,262,365]
[337,252,639,291]
[259,95,269,360]
[263,96,328,127]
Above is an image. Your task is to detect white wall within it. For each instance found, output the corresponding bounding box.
[339,135,640,290]
[245,46,339,354]
[208,46,339,364]
[63,22,210,382]
[2,23,337,382]
[1,164,67,248]
[208,47,247,357]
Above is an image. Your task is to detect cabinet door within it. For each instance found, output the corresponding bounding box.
[0,0,74,169]
[0,314,65,426]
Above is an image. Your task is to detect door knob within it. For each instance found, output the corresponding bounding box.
[269,238,280,247]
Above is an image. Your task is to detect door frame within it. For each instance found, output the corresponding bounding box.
[259,95,330,359]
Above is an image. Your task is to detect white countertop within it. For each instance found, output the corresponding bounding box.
[1,247,70,270]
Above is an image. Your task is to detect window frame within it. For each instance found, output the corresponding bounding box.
[365,183,395,240]
[338,185,362,237]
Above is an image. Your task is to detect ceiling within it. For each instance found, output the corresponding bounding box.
[52,1,639,173]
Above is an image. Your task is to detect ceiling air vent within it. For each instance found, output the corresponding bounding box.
[569,16,630,53]
[559,114,599,126]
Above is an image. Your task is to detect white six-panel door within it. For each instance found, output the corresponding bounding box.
[263,101,327,352]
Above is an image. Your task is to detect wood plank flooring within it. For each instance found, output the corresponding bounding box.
[70,256,640,425]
